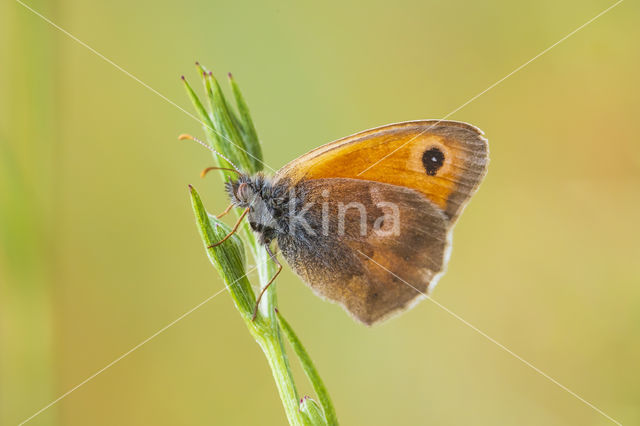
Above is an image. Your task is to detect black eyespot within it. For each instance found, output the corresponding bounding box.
[422,147,445,176]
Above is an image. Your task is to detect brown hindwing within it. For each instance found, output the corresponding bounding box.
[276,178,450,325]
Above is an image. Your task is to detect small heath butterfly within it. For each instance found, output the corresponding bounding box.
[183,120,488,325]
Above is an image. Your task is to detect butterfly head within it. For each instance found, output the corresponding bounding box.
[225,174,283,244]
[225,174,261,208]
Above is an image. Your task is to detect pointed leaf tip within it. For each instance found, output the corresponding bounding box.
[189,186,253,317]
[299,396,327,425]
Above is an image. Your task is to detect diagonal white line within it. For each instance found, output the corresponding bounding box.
[13,0,626,423]
[357,250,622,425]
[17,263,260,426]
[356,0,624,177]
[14,0,276,173]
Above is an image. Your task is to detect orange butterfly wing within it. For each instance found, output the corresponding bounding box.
[275,120,489,223]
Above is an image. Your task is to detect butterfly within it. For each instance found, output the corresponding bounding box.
[181,120,488,325]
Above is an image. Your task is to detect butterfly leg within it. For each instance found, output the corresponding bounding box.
[252,244,283,321]
[208,207,249,248]
[215,203,234,219]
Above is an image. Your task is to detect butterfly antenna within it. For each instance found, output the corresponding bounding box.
[200,166,241,178]
[178,133,242,173]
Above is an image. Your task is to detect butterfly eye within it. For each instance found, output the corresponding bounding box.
[422,147,445,176]
[237,183,250,201]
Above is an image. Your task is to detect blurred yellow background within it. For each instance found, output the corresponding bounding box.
[1,0,639,425]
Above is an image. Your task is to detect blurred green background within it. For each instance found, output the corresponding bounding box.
[1,0,639,424]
